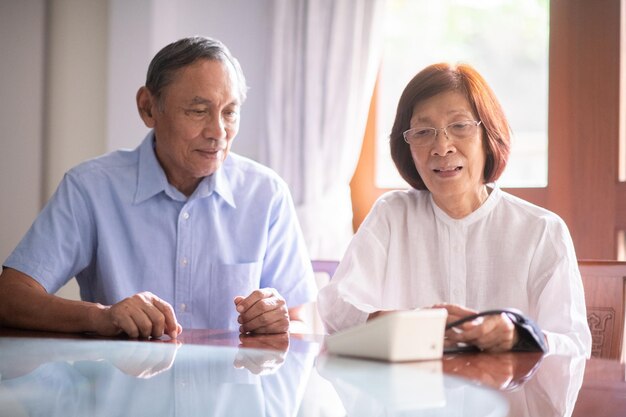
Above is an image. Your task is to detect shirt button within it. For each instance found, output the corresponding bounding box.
[181,258,188,266]
[182,212,190,220]
[180,303,187,312]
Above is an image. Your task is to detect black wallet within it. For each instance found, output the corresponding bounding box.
[445,308,548,353]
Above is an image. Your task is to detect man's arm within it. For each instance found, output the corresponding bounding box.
[0,267,181,338]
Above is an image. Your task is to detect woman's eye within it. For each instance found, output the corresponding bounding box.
[414,129,432,137]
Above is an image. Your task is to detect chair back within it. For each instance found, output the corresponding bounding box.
[311,260,340,279]
[308,260,340,334]
[578,259,626,361]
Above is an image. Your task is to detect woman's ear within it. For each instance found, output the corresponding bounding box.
[136,86,156,128]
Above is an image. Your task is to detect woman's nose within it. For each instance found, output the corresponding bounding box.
[431,131,455,156]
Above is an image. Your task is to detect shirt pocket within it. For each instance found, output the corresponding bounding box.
[205,261,263,330]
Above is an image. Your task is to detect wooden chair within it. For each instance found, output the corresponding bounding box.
[578,260,626,361]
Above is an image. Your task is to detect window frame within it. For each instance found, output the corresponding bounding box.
[350,0,625,260]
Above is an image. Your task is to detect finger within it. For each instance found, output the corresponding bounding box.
[138,305,166,338]
[468,314,515,351]
[442,304,479,323]
[240,314,282,334]
[235,289,274,314]
[252,322,290,334]
[482,316,517,352]
[111,311,141,338]
[239,293,286,324]
[241,308,290,334]
[108,299,150,338]
[129,306,160,338]
[151,296,181,339]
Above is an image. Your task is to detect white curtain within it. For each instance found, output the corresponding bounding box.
[262,0,386,260]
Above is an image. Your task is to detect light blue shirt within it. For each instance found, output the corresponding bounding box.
[5,133,317,330]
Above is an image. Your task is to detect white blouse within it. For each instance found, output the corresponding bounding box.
[318,185,592,357]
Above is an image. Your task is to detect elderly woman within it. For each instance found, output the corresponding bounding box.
[318,63,591,356]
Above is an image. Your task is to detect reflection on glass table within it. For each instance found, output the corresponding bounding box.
[0,333,316,417]
[442,352,586,417]
[316,354,509,416]
[0,330,599,417]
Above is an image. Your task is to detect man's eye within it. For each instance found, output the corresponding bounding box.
[224,110,239,119]
[185,109,207,116]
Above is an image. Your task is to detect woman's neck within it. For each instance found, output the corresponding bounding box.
[433,185,490,219]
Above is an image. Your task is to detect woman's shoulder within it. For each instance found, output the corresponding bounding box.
[497,188,567,228]
[360,188,432,229]
[375,188,430,208]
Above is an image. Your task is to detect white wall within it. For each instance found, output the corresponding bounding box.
[106,0,271,158]
[0,1,46,264]
[45,0,108,199]
[1,0,273,300]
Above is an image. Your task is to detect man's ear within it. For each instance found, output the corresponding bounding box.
[136,86,156,128]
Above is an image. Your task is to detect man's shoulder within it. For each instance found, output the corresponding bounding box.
[68,147,139,180]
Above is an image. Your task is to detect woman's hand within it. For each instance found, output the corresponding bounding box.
[436,304,519,353]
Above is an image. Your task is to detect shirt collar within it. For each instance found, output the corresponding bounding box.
[188,164,236,208]
[133,131,236,208]
[430,183,501,226]
[134,132,169,204]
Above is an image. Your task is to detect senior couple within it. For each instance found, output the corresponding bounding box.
[0,37,591,357]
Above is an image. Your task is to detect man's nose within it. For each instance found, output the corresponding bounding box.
[202,115,227,140]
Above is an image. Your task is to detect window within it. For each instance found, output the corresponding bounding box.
[376,0,549,188]
[352,0,625,260]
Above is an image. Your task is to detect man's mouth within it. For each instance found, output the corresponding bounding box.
[196,148,223,157]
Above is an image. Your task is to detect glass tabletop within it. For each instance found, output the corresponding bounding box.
[0,332,511,417]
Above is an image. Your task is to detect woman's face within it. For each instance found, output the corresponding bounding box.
[408,90,487,215]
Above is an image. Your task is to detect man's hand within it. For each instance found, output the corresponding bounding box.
[234,288,289,334]
[95,292,182,339]
[436,304,519,353]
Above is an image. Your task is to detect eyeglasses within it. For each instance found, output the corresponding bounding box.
[403,120,482,147]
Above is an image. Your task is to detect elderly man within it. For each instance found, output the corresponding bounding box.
[0,36,316,339]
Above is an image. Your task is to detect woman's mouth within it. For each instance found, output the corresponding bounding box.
[433,166,462,177]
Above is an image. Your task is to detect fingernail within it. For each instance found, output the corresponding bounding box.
[236,305,244,313]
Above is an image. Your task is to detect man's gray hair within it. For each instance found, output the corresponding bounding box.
[146,36,248,106]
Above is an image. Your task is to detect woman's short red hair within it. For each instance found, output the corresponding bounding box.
[390,63,511,190]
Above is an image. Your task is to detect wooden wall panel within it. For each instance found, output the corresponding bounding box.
[548,0,622,259]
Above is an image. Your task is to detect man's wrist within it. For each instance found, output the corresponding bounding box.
[85,302,109,334]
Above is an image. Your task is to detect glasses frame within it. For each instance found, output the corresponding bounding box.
[403,120,482,146]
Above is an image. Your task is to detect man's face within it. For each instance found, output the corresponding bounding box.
[140,59,241,195]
